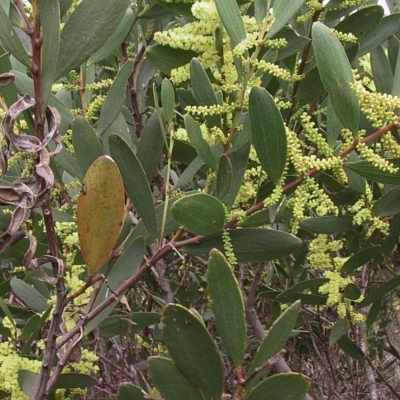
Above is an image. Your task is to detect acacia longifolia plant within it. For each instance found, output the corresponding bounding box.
[1,0,400,399]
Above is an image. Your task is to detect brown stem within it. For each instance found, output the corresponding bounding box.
[26,4,68,398]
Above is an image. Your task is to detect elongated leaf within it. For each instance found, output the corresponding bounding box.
[56,0,129,79]
[149,357,205,400]
[109,134,157,241]
[127,199,179,246]
[171,193,225,236]
[137,112,165,182]
[11,70,74,125]
[162,304,224,399]
[358,12,400,58]
[117,383,146,400]
[184,115,217,170]
[312,22,360,135]
[337,336,364,362]
[190,58,221,128]
[330,319,349,344]
[99,312,160,337]
[341,246,381,275]
[300,216,354,234]
[267,0,305,39]
[39,0,60,107]
[248,301,301,375]
[10,278,48,312]
[53,373,97,390]
[371,46,393,94]
[0,4,30,66]
[249,87,287,184]
[245,373,310,400]
[161,78,175,123]
[184,228,303,262]
[215,0,246,49]
[77,155,125,276]
[85,237,145,334]
[97,60,134,136]
[358,275,400,308]
[224,138,251,209]
[146,44,198,74]
[335,6,383,39]
[72,116,104,176]
[373,186,400,216]
[346,160,400,184]
[89,8,134,65]
[207,249,246,368]
[216,154,233,203]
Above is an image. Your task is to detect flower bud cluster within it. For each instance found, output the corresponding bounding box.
[351,78,400,128]
[288,179,339,234]
[307,234,364,322]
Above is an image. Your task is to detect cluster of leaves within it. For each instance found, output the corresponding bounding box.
[1,0,400,399]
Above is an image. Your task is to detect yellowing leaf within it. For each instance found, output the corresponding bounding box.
[77,155,125,276]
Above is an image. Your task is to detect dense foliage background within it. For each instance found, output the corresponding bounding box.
[1,0,400,399]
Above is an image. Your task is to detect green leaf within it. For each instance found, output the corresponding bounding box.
[20,315,42,340]
[337,336,364,362]
[343,283,361,300]
[335,5,383,40]
[56,0,129,79]
[162,304,224,399]
[184,228,303,263]
[239,209,271,228]
[245,373,310,400]
[11,70,74,125]
[146,44,198,74]
[300,216,354,234]
[216,154,233,203]
[171,193,225,236]
[149,357,205,400]
[345,160,400,184]
[223,138,251,209]
[97,60,134,136]
[207,249,246,368]
[371,46,393,94]
[267,0,305,39]
[275,278,328,306]
[18,370,38,397]
[184,114,217,170]
[53,373,97,390]
[39,0,60,107]
[117,383,147,400]
[127,199,180,246]
[85,237,146,334]
[358,12,400,58]
[109,134,157,241]
[312,22,360,135]
[215,0,246,49]
[190,58,221,128]
[99,312,160,337]
[72,116,104,176]
[326,96,343,148]
[10,278,48,312]
[161,78,175,124]
[341,245,381,275]
[249,86,287,184]
[330,319,349,344]
[88,8,134,65]
[358,274,400,308]
[77,155,125,276]
[137,112,166,182]
[0,3,30,66]
[373,186,400,216]
[248,301,301,375]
